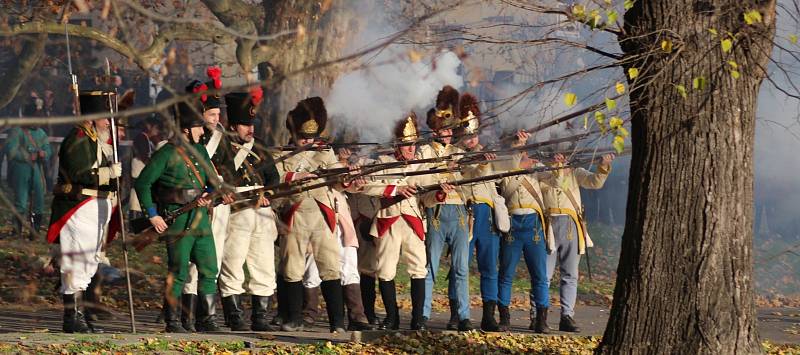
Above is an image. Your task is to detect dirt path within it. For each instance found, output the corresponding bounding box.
[0,304,796,345]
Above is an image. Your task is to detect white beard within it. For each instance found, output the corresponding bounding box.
[97,130,114,159]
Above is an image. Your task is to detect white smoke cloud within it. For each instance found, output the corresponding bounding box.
[326,50,464,143]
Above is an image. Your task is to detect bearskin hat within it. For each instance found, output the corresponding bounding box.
[456,92,480,137]
[287,97,327,139]
[428,85,460,130]
[393,112,419,143]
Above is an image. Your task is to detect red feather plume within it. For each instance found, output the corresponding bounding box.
[206,66,222,89]
[250,86,264,106]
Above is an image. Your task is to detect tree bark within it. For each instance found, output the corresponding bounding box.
[259,0,359,145]
[598,1,775,354]
[0,33,47,110]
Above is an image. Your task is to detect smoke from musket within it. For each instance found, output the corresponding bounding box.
[326,50,464,143]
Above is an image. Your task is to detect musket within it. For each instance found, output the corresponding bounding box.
[105,58,137,333]
[65,23,80,116]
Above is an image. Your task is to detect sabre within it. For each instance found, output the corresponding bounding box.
[105,58,137,333]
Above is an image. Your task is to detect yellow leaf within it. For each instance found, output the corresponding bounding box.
[790,34,798,44]
[721,38,733,53]
[604,0,612,5]
[613,135,625,153]
[408,49,422,63]
[676,84,687,99]
[743,9,762,25]
[564,92,577,107]
[661,39,673,53]
[628,67,639,79]
[731,70,740,79]
[605,98,617,110]
[728,60,738,69]
[595,111,607,134]
[615,81,626,94]
[609,116,623,129]
[617,127,629,137]
[583,115,588,130]
[572,4,585,18]
[607,10,618,24]
[708,28,718,37]
[692,77,706,90]
[624,0,635,10]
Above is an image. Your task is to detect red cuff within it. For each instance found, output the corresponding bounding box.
[435,190,447,202]
[383,185,396,198]
[285,172,296,183]
[341,180,352,188]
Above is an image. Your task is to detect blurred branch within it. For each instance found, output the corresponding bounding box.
[0,33,47,109]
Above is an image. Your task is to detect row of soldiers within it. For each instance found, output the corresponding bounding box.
[46,66,614,334]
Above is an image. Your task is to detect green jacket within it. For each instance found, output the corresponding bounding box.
[47,124,110,243]
[3,127,52,164]
[135,142,216,236]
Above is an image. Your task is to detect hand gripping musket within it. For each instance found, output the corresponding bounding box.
[104,58,137,333]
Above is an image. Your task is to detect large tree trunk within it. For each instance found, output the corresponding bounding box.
[259,0,358,145]
[597,1,775,354]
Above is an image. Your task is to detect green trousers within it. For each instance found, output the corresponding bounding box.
[9,161,46,215]
[165,233,218,299]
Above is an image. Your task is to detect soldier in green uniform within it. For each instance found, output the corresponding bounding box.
[134,101,222,333]
[4,97,52,236]
[47,90,122,334]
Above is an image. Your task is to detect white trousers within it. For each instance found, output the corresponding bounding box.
[59,198,112,294]
[183,204,230,294]
[303,227,360,287]
[219,206,278,297]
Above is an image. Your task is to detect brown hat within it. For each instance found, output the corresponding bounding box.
[456,92,480,137]
[393,112,419,144]
[287,97,327,139]
[428,85,459,130]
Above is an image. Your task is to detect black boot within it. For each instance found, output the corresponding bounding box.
[534,307,550,334]
[320,280,346,333]
[30,213,43,240]
[62,293,90,333]
[344,284,374,331]
[446,299,459,330]
[281,281,305,332]
[458,319,474,331]
[164,297,188,333]
[498,304,511,332]
[378,280,399,330]
[196,294,221,332]
[84,273,113,321]
[559,314,581,332]
[360,274,379,326]
[271,278,287,327]
[180,294,197,332]
[302,286,320,327]
[222,294,249,331]
[480,301,500,332]
[410,278,426,331]
[251,295,274,331]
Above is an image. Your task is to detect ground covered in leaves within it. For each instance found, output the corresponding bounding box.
[0,332,798,354]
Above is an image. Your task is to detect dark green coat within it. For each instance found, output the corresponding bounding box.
[134,142,216,236]
[47,124,109,243]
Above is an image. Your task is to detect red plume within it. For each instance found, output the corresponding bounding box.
[193,83,209,102]
[206,66,222,89]
[250,86,264,106]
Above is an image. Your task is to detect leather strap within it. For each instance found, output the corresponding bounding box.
[175,147,204,189]
[519,177,547,230]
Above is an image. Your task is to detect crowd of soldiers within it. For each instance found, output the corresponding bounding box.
[36,65,615,335]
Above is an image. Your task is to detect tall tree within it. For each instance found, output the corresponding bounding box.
[598,1,776,353]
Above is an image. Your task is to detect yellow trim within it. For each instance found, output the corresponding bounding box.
[547,207,585,253]
[472,197,494,208]
[597,164,611,174]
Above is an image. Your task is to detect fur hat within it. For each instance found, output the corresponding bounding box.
[456,92,480,137]
[428,85,459,130]
[393,112,419,143]
[287,97,327,139]
[185,66,223,111]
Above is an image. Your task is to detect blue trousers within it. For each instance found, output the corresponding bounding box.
[424,204,470,320]
[499,213,549,308]
[448,203,499,302]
